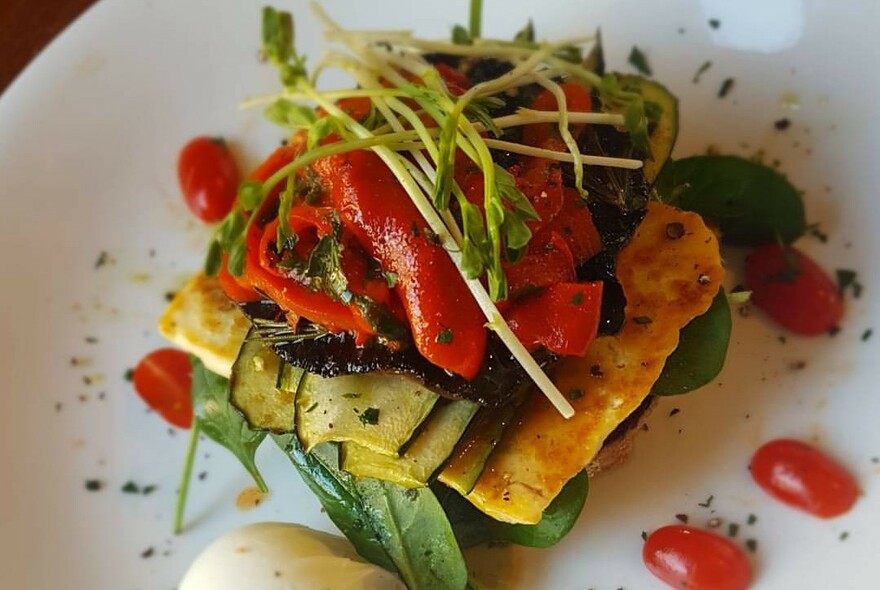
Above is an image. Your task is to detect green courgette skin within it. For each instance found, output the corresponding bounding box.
[228,328,297,433]
[341,400,479,487]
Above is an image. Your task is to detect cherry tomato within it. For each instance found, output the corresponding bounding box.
[177,136,240,222]
[744,243,844,335]
[133,348,193,429]
[750,439,859,518]
[643,526,752,590]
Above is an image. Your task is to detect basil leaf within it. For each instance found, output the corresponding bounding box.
[652,289,732,396]
[662,155,806,245]
[435,471,589,549]
[190,357,267,489]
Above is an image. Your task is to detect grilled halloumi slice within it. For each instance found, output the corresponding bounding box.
[158,274,250,377]
[466,202,724,524]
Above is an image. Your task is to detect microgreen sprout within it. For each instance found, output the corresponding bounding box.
[206,1,657,419]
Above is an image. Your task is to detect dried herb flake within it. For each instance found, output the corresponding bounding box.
[358,407,380,426]
[628,46,653,76]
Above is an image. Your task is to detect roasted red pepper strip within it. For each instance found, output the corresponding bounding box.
[505,281,603,356]
[251,219,365,334]
[522,83,593,150]
[436,62,470,96]
[312,151,487,379]
[218,145,303,303]
[229,146,370,337]
[536,188,603,264]
[504,231,576,299]
[217,253,262,302]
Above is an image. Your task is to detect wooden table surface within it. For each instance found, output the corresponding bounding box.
[0,0,100,94]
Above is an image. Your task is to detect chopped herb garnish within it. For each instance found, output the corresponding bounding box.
[675,513,688,523]
[568,388,584,401]
[423,226,440,246]
[728,523,740,537]
[828,325,841,337]
[641,531,648,541]
[85,479,103,492]
[382,271,399,289]
[806,223,828,243]
[708,18,721,29]
[633,316,653,325]
[305,402,318,413]
[745,538,758,553]
[774,118,792,131]
[840,531,850,541]
[410,222,420,238]
[121,481,140,494]
[665,222,685,239]
[436,328,454,344]
[727,290,752,304]
[669,408,680,417]
[95,251,111,269]
[628,46,652,76]
[123,368,134,382]
[698,494,714,508]
[342,393,361,399]
[85,336,98,344]
[862,329,873,342]
[692,60,712,84]
[142,485,157,495]
[570,291,584,305]
[768,248,801,283]
[836,269,863,298]
[747,514,758,525]
[359,407,380,426]
[718,77,735,98]
[590,364,604,377]
[140,547,155,559]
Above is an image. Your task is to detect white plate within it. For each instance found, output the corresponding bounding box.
[1,0,878,588]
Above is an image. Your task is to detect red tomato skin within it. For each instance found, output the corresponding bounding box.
[750,439,859,518]
[643,526,752,590]
[745,243,844,335]
[178,136,240,223]
[133,348,193,429]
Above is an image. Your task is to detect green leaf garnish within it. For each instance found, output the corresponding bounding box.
[627,46,653,76]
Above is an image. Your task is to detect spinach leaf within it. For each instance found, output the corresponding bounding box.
[190,356,267,490]
[273,436,468,590]
[272,435,396,571]
[662,155,805,245]
[489,471,588,547]
[652,289,732,396]
[358,479,468,589]
[434,471,589,549]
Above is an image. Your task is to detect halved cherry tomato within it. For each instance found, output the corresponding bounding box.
[745,243,844,335]
[643,525,752,590]
[133,348,193,429]
[178,136,241,223]
[750,439,859,518]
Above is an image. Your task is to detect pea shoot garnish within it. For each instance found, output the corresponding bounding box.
[202,2,657,419]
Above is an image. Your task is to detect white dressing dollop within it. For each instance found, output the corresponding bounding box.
[179,522,406,590]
